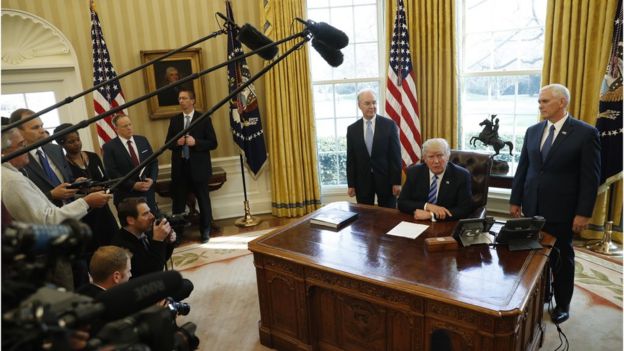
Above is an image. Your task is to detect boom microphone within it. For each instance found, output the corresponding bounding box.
[296,18,349,50]
[237,23,278,60]
[216,12,277,60]
[95,270,183,322]
[311,38,344,67]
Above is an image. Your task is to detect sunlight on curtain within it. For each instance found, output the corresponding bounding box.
[261,0,321,217]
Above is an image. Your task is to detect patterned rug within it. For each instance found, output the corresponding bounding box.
[574,249,623,307]
[170,229,273,271]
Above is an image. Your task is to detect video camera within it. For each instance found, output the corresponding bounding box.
[66,178,119,191]
[156,213,189,228]
[2,220,200,350]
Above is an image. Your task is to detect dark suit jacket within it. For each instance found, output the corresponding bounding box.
[398,162,473,220]
[166,111,218,182]
[102,135,158,206]
[23,143,74,206]
[76,283,105,299]
[511,116,600,223]
[110,227,173,278]
[346,115,401,196]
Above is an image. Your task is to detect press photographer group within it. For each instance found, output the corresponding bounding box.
[2,220,199,351]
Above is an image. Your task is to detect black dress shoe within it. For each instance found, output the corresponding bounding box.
[200,230,211,243]
[551,306,570,324]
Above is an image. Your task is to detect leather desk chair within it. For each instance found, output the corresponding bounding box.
[449,150,492,218]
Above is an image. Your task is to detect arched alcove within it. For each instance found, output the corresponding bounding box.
[1,8,94,149]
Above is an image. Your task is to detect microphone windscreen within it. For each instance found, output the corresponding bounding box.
[311,39,344,67]
[95,270,183,321]
[310,22,349,50]
[237,23,278,60]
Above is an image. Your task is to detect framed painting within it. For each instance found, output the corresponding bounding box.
[141,48,204,119]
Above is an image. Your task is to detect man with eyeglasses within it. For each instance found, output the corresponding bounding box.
[398,138,473,221]
[346,89,402,208]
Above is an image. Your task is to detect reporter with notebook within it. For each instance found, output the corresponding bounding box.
[398,138,473,221]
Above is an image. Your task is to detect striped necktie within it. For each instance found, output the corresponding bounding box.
[428,175,438,204]
[182,115,191,159]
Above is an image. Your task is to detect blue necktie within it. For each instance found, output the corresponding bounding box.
[365,120,373,156]
[428,175,438,204]
[182,115,190,159]
[36,149,61,187]
[541,125,556,160]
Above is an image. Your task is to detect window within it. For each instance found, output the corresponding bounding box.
[307,0,384,187]
[0,91,61,134]
[458,0,547,174]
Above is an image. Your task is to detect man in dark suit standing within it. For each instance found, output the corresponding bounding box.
[103,115,159,214]
[166,88,218,242]
[346,89,402,208]
[510,83,600,324]
[398,138,473,220]
[9,108,78,206]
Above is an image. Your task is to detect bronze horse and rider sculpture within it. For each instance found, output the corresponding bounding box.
[470,114,514,157]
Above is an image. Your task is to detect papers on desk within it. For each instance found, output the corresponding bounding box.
[386,221,429,239]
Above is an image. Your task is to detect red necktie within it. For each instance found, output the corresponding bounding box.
[127,140,140,167]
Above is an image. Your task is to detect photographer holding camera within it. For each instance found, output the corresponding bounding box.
[111,197,176,278]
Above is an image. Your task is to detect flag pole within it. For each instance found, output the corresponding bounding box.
[234,155,261,227]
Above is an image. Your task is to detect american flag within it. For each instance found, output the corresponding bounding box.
[385,0,422,168]
[225,0,268,178]
[91,5,125,146]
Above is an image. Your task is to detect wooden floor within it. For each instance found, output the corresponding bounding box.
[177,213,299,245]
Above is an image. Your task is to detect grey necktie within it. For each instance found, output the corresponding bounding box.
[182,115,191,159]
[365,120,373,156]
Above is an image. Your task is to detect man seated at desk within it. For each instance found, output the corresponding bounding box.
[398,138,473,221]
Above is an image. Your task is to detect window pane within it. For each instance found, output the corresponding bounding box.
[355,43,379,78]
[0,91,60,133]
[307,1,330,9]
[307,8,330,23]
[335,83,356,117]
[330,7,354,44]
[315,119,336,139]
[313,84,335,119]
[333,44,355,79]
[0,93,26,117]
[353,5,377,42]
[459,0,546,177]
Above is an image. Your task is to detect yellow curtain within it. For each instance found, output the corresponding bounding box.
[386,0,458,146]
[541,0,621,242]
[261,0,321,217]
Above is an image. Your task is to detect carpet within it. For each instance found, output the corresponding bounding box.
[170,229,273,271]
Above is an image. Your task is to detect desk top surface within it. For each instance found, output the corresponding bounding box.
[249,202,554,314]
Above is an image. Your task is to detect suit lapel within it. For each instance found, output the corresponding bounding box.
[437,164,454,202]
[543,117,574,165]
[26,153,51,185]
[115,138,134,167]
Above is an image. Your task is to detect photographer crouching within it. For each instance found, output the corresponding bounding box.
[110,197,194,300]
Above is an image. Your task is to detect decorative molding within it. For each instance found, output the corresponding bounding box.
[306,268,423,312]
[1,9,71,67]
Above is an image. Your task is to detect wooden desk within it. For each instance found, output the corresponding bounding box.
[249,202,554,351]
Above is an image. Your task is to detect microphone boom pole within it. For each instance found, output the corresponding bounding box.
[105,36,310,195]
[1,28,228,133]
[1,31,307,164]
